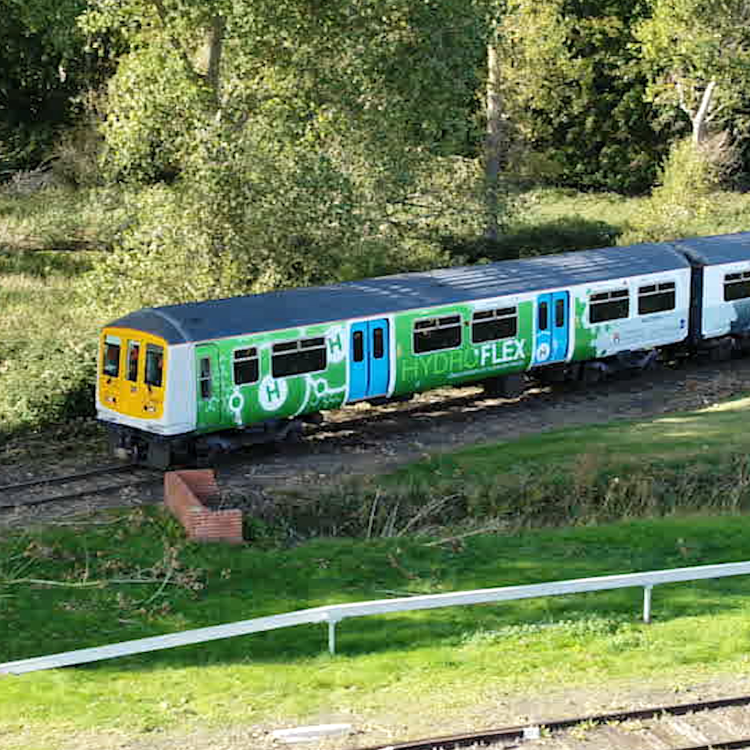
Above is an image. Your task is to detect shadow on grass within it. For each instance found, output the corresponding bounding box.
[0,249,93,277]
[444,216,623,264]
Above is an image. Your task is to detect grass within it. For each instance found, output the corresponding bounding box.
[4,511,750,744]
[5,397,750,746]
[250,395,750,542]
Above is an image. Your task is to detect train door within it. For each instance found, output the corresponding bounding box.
[348,319,390,400]
[550,291,570,362]
[121,336,145,415]
[533,292,569,365]
[196,343,223,429]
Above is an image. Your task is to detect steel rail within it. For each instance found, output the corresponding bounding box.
[361,695,750,750]
[0,463,141,494]
[0,478,161,510]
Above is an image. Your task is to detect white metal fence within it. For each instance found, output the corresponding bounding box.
[3,560,750,675]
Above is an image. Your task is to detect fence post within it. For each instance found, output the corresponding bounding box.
[327,616,338,655]
[643,585,653,624]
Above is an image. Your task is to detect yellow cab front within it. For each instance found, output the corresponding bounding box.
[99,327,167,421]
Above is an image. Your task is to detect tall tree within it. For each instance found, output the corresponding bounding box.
[0,0,107,173]
[496,0,668,193]
[636,0,750,146]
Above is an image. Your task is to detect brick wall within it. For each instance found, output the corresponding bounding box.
[164,469,244,544]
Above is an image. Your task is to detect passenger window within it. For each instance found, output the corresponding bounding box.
[272,337,327,377]
[724,271,750,301]
[103,335,121,378]
[589,288,629,323]
[638,281,676,315]
[199,357,212,399]
[538,302,549,331]
[555,298,566,328]
[144,344,164,387]
[353,331,365,363]
[413,315,462,354]
[126,341,141,382]
[373,328,385,359]
[471,307,517,344]
[233,347,259,385]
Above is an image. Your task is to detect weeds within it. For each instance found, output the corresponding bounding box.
[231,450,750,545]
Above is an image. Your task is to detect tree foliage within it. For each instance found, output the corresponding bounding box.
[81,0,489,299]
[636,0,750,145]
[498,0,671,193]
[0,0,107,173]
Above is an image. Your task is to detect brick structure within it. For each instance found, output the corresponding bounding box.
[163,469,244,544]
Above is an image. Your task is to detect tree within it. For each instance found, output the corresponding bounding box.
[81,0,489,302]
[636,0,750,146]
[496,0,669,193]
[0,0,106,173]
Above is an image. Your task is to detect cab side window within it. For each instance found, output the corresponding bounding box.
[145,344,164,387]
[103,335,121,378]
[199,357,212,399]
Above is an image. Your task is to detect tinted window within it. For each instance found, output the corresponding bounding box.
[373,327,385,359]
[199,357,212,399]
[555,298,566,328]
[353,331,364,362]
[538,302,548,331]
[272,337,327,377]
[103,336,121,378]
[638,281,676,315]
[126,341,140,382]
[590,289,629,323]
[471,307,517,344]
[724,271,750,302]
[233,347,259,385]
[145,344,164,387]
[413,315,461,354]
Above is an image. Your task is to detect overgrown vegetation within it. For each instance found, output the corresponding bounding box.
[219,396,750,544]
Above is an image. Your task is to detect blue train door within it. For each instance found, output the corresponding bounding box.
[349,319,390,400]
[533,292,569,365]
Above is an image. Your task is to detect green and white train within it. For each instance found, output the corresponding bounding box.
[97,232,750,467]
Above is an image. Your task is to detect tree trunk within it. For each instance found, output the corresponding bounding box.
[692,80,716,145]
[484,40,505,242]
[206,16,226,109]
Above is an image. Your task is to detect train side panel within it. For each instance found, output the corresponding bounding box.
[391,297,534,397]
[193,322,349,433]
[700,261,750,339]
[569,269,691,361]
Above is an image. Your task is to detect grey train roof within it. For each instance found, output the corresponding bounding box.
[676,232,750,266]
[108,240,695,345]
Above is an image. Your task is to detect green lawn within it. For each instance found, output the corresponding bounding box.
[5,394,750,746]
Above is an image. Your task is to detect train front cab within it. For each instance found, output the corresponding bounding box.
[99,327,167,419]
[98,327,170,462]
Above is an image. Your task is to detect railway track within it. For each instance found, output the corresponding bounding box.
[366,695,750,750]
[0,463,161,510]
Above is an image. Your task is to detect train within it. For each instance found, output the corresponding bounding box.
[97,232,750,468]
